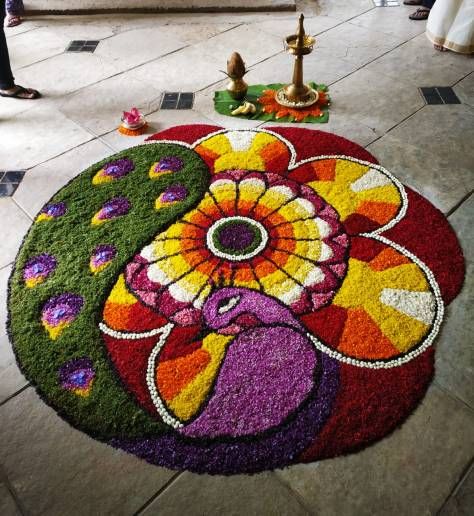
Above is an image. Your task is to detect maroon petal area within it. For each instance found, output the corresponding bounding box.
[269,127,379,164]
[383,187,465,305]
[344,213,381,235]
[299,348,434,461]
[146,124,221,144]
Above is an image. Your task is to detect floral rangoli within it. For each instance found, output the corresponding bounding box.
[7,125,464,474]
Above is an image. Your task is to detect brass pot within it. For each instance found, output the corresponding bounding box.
[226,77,248,100]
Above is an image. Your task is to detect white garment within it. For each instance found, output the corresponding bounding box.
[426,0,474,53]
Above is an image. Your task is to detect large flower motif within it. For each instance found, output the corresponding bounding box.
[125,169,349,324]
[100,128,445,469]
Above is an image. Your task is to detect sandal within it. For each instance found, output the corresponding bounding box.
[0,85,41,99]
[4,15,22,28]
[409,8,430,20]
[434,44,448,52]
[403,0,422,5]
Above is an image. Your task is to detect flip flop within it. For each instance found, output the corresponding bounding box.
[0,85,41,99]
[4,15,22,28]
[409,8,430,20]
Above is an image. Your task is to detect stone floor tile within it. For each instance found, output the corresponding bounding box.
[8,27,69,70]
[132,45,224,93]
[58,72,163,136]
[328,67,425,135]
[0,104,95,170]
[350,4,427,40]
[34,19,117,40]
[0,483,21,516]
[366,35,474,87]
[13,139,112,218]
[315,20,405,68]
[13,52,121,98]
[95,27,187,72]
[4,19,42,37]
[0,199,32,269]
[257,14,343,38]
[366,105,474,214]
[192,24,284,67]
[439,463,474,516]
[100,108,215,152]
[435,194,474,408]
[0,388,175,516]
[260,114,378,149]
[0,95,39,120]
[249,49,358,87]
[454,72,474,108]
[145,22,239,45]
[0,334,28,405]
[0,265,12,333]
[315,0,375,20]
[277,385,474,516]
[141,471,310,516]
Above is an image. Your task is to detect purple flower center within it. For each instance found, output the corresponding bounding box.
[41,202,67,217]
[218,223,255,250]
[103,158,134,178]
[42,293,84,326]
[98,198,130,219]
[23,254,57,281]
[91,245,117,266]
[156,156,184,172]
[58,358,95,391]
[162,185,188,203]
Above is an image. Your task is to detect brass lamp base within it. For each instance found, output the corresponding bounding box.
[275,84,319,108]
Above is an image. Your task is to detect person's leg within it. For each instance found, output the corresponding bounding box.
[5,0,24,28]
[0,1,15,89]
[409,0,435,20]
[0,0,40,98]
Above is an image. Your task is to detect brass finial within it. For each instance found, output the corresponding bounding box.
[296,14,305,48]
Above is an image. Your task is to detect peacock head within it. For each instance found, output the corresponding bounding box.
[203,286,303,336]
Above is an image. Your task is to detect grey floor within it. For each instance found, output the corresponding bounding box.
[0,1,473,515]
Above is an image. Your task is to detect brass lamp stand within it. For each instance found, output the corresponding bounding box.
[276,14,319,108]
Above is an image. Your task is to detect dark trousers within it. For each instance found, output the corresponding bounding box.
[422,0,435,8]
[0,0,15,89]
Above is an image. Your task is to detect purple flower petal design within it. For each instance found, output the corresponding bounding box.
[90,244,117,274]
[23,253,57,287]
[36,202,67,222]
[149,156,184,179]
[93,158,135,184]
[41,293,84,340]
[155,185,188,209]
[92,197,131,225]
[59,357,95,396]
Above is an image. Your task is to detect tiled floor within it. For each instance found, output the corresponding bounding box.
[1,2,473,515]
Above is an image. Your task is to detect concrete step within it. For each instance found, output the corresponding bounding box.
[25,0,296,15]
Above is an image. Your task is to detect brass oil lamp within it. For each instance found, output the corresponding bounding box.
[276,14,319,108]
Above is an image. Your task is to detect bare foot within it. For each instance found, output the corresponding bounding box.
[0,85,41,99]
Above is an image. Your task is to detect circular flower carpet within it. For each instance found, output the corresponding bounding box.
[8,125,464,475]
